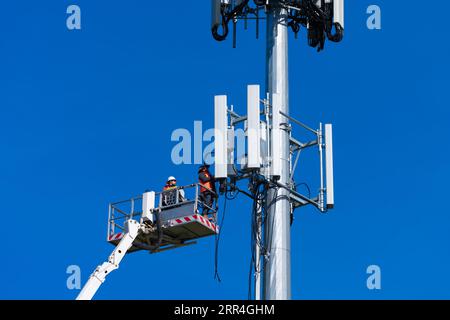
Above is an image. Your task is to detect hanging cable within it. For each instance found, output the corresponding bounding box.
[284,0,344,51]
[247,175,268,299]
[214,191,228,282]
[295,182,311,199]
[212,0,250,41]
[212,0,343,51]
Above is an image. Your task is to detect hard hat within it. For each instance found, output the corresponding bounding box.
[167,176,176,182]
[198,163,210,173]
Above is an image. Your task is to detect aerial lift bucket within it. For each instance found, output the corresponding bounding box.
[107,183,219,253]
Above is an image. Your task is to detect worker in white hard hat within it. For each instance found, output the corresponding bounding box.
[164,176,177,190]
[162,176,185,206]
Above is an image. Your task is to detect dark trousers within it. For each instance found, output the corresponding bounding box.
[200,192,214,215]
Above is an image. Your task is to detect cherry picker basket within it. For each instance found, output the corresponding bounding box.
[107,183,219,253]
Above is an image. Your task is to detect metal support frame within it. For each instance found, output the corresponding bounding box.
[214,86,331,300]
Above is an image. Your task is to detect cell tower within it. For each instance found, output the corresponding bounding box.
[76,0,343,301]
[211,0,343,300]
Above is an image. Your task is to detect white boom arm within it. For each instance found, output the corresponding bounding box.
[76,220,141,300]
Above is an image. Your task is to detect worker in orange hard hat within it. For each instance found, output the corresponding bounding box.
[198,164,217,221]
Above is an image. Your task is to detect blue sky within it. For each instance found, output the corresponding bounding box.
[1,1,450,299]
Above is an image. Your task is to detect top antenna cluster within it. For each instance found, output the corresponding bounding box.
[211,0,344,51]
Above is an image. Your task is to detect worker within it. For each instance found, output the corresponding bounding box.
[198,164,217,221]
[162,176,185,206]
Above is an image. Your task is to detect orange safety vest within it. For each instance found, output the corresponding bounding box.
[199,172,213,193]
[163,185,176,191]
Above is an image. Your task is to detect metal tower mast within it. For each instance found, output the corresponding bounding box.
[264,3,291,300]
[211,0,343,300]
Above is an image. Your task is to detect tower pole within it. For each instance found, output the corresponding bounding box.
[264,1,291,300]
[254,205,262,300]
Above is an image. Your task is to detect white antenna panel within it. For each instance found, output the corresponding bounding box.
[334,0,344,28]
[271,93,281,178]
[247,85,261,169]
[325,124,334,209]
[214,95,228,179]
